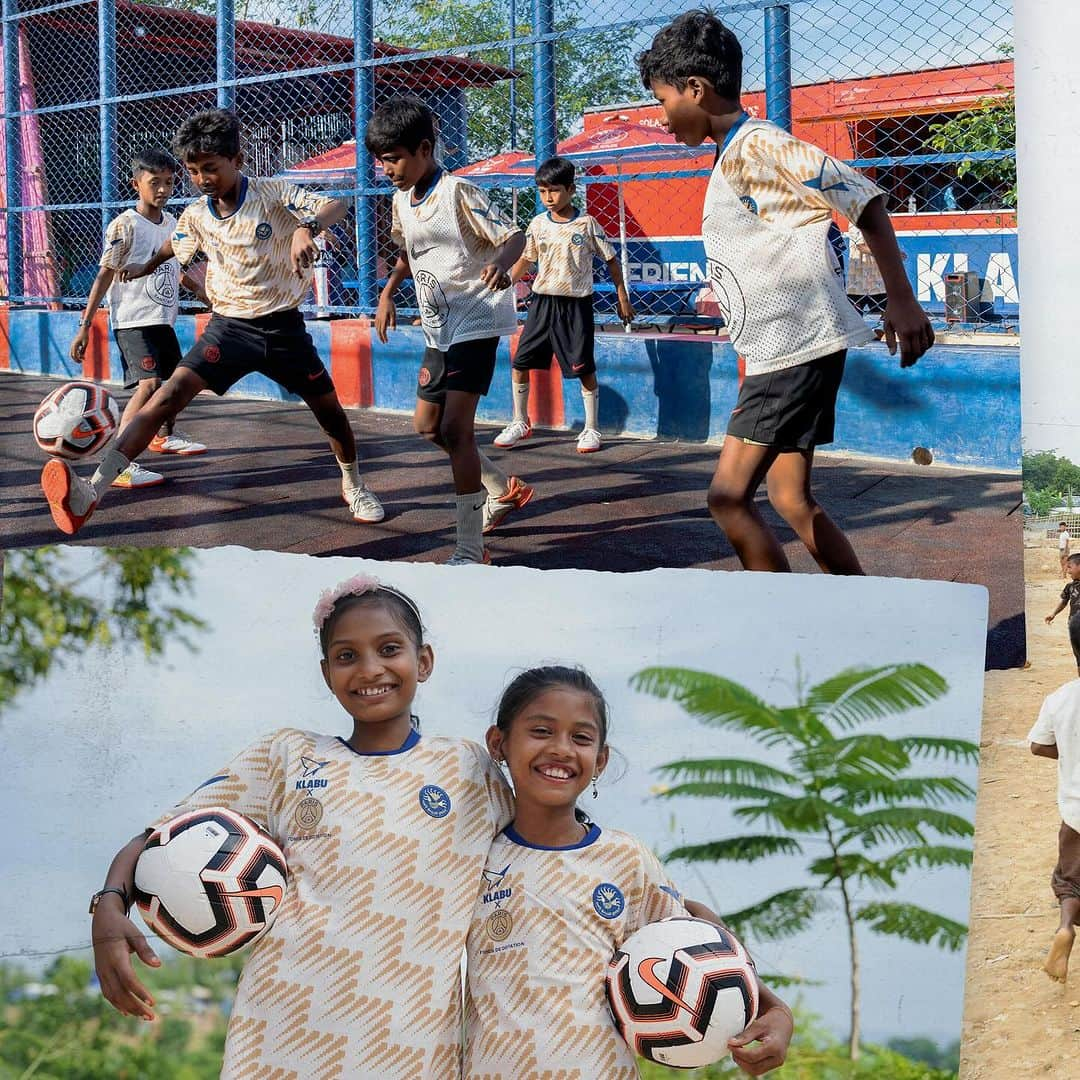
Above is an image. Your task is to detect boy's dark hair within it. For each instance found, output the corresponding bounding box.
[364,95,437,156]
[637,9,743,99]
[131,149,177,177]
[172,110,241,162]
[1068,553,1080,567]
[535,156,576,189]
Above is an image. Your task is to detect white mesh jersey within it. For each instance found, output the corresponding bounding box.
[391,170,520,351]
[100,209,180,329]
[464,823,687,1079]
[522,210,615,298]
[704,117,880,375]
[1029,682,1080,833]
[152,727,514,1079]
[171,176,331,319]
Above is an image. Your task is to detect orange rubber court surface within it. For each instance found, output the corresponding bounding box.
[0,373,1023,668]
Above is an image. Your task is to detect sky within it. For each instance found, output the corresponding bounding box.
[1,545,988,1046]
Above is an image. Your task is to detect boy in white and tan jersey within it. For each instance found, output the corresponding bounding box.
[99,726,514,1078]
[370,95,534,565]
[640,12,934,575]
[464,822,687,1078]
[40,109,385,537]
[496,155,635,455]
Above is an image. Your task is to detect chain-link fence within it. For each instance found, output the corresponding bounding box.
[0,0,1014,327]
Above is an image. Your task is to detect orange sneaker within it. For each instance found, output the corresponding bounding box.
[482,476,534,535]
[41,459,99,535]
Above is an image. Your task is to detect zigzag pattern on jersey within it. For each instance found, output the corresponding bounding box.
[525,213,615,298]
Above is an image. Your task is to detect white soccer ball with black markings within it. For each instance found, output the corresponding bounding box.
[606,917,758,1068]
[133,807,288,959]
[32,381,119,459]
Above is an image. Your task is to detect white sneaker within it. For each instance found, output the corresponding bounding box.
[493,419,532,448]
[576,428,602,454]
[111,462,165,489]
[346,484,385,523]
[445,549,492,566]
[149,431,207,455]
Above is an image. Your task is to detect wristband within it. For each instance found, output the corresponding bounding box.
[89,886,129,916]
[297,217,322,237]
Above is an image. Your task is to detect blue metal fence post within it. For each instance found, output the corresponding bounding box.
[532,0,556,211]
[764,4,792,132]
[217,0,236,111]
[100,0,116,242]
[2,0,21,301]
[509,0,517,150]
[353,0,376,313]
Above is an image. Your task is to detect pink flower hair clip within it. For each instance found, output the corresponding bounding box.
[312,574,382,632]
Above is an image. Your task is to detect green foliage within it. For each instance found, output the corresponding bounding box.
[0,547,206,711]
[1022,450,1080,507]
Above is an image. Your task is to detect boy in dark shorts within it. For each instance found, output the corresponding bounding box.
[71,150,210,489]
[1046,553,1080,676]
[369,96,533,565]
[638,11,934,573]
[41,109,384,535]
[494,156,634,454]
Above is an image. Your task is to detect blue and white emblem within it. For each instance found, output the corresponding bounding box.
[255,222,273,240]
[592,882,625,919]
[419,784,451,818]
[571,232,585,246]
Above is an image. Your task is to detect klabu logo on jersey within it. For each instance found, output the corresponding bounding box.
[145,261,177,307]
[295,755,330,790]
[593,882,625,919]
[419,783,451,818]
[481,863,512,906]
[255,222,273,240]
[705,258,747,344]
[414,270,449,328]
[803,156,850,195]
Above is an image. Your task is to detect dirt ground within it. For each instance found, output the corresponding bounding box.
[960,539,1080,1078]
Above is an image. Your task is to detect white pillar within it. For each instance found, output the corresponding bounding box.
[1017,1,1080,457]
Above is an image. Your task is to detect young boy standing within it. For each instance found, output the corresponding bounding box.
[1060,521,1072,579]
[1029,679,1080,982]
[71,150,209,490]
[1046,553,1080,676]
[368,96,533,564]
[494,156,634,454]
[40,109,384,535]
[638,11,934,573]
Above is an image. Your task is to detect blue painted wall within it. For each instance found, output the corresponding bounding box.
[5,310,1020,472]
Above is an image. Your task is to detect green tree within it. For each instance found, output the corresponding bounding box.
[0,546,206,711]
[926,45,1015,208]
[1022,450,1080,507]
[631,663,975,1063]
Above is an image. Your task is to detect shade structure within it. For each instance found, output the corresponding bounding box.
[454,150,532,185]
[278,141,365,185]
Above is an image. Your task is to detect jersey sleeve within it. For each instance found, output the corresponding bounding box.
[390,196,405,252]
[171,205,202,267]
[99,215,134,270]
[1029,695,1059,746]
[587,217,616,262]
[522,217,540,264]
[266,178,333,220]
[149,731,284,833]
[743,128,884,223]
[631,838,689,932]
[455,182,521,250]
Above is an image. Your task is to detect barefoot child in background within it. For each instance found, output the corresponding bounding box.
[1029,679,1080,983]
[1045,553,1080,676]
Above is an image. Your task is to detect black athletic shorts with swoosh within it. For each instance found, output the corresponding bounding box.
[512,293,595,379]
[179,308,335,398]
[416,336,499,403]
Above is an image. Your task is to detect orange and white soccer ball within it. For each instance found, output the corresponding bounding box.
[133,807,288,959]
[606,917,758,1069]
[32,381,119,459]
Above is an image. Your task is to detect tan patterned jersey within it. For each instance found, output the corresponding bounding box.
[464,823,688,1079]
[151,727,514,1079]
[522,211,615,298]
[170,176,331,319]
[391,170,521,351]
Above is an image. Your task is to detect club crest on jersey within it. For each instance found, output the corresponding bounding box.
[419,784,451,818]
[593,882,625,919]
[739,195,759,215]
[146,262,177,307]
[705,258,746,344]
[255,222,273,240]
[571,232,585,246]
[486,908,513,941]
[414,270,449,328]
[293,796,323,830]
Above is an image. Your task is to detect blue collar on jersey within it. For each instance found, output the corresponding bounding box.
[502,821,602,851]
[207,174,248,220]
[410,167,443,207]
[721,110,751,152]
[546,207,581,224]
[336,725,420,757]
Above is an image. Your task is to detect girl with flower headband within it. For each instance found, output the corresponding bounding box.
[90,574,514,1079]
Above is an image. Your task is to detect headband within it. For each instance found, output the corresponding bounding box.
[312,574,423,634]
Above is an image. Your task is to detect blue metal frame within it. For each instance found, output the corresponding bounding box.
[532,0,556,211]
[764,4,792,132]
[2,0,19,298]
[353,0,376,313]
[99,0,116,237]
[217,0,236,111]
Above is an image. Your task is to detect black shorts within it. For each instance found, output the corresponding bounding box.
[513,294,595,379]
[114,324,182,389]
[417,337,499,404]
[179,309,335,398]
[727,350,846,450]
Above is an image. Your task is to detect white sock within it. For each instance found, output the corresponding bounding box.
[454,491,486,562]
[582,386,599,431]
[512,379,530,424]
[338,458,362,491]
[91,447,131,496]
[478,451,509,499]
